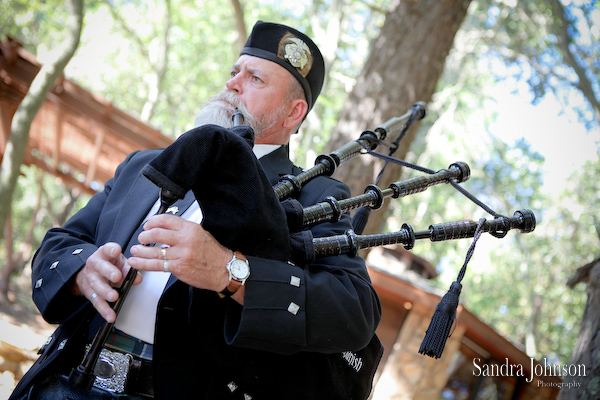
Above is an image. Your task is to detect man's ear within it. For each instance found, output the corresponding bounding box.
[282,99,308,130]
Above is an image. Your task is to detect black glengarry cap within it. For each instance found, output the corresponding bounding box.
[241,21,325,112]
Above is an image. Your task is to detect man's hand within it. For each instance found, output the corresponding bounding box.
[73,243,141,322]
[128,214,240,301]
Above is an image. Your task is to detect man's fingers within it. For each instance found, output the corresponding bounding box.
[143,214,183,230]
[137,228,175,247]
[133,271,143,285]
[121,261,143,285]
[128,254,172,274]
[138,214,189,246]
[82,268,117,300]
[90,295,116,323]
[96,259,123,284]
[100,242,123,261]
[83,282,117,323]
[87,244,126,283]
[130,243,171,259]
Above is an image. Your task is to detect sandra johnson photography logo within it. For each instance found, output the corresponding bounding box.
[473,358,586,388]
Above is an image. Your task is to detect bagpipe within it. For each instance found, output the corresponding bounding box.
[265,102,536,360]
[273,103,534,264]
[53,102,534,398]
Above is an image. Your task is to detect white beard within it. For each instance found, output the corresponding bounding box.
[193,90,281,138]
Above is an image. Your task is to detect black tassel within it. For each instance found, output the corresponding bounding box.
[418,281,462,359]
[418,217,487,359]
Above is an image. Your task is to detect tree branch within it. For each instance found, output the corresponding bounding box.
[140,0,172,122]
[100,0,150,61]
[230,0,247,51]
[550,0,600,123]
[0,0,83,242]
[567,257,600,288]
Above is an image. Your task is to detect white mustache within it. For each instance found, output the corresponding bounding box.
[194,90,264,132]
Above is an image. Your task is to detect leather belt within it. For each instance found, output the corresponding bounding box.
[126,357,154,398]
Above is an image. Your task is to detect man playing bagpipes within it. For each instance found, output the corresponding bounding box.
[10,21,382,400]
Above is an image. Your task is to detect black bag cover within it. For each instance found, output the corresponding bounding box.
[141,124,292,261]
[23,374,116,400]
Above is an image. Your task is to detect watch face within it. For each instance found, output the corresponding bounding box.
[230,259,250,280]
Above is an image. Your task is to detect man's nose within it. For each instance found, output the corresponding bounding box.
[225,73,242,93]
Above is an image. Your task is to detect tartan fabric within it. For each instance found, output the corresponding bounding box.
[105,328,154,361]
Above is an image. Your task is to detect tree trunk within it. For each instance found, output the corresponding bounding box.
[558,260,600,400]
[0,214,15,304]
[100,0,172,123]
[524,291,542,357]
[140,0,172,123]
[0,0,84,242]
[231,0,247,51]
[0,153,44,303]
[325,0,471,236]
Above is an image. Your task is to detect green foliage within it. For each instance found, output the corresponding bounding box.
[461,157,598,363]
[1,0,70,52]
[0,166,90,268]
[477,0,600,127]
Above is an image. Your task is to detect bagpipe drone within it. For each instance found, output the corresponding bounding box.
[66,103,535,395]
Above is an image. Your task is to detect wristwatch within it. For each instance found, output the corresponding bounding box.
[220,251,250,298]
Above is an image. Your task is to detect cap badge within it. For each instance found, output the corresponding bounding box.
[285,38,310,69]
[278,32,313,78]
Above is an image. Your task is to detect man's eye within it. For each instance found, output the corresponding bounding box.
[230,71,238,78]
[253,76,262,82]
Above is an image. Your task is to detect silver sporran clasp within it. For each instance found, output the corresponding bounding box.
[85,345,133,393]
